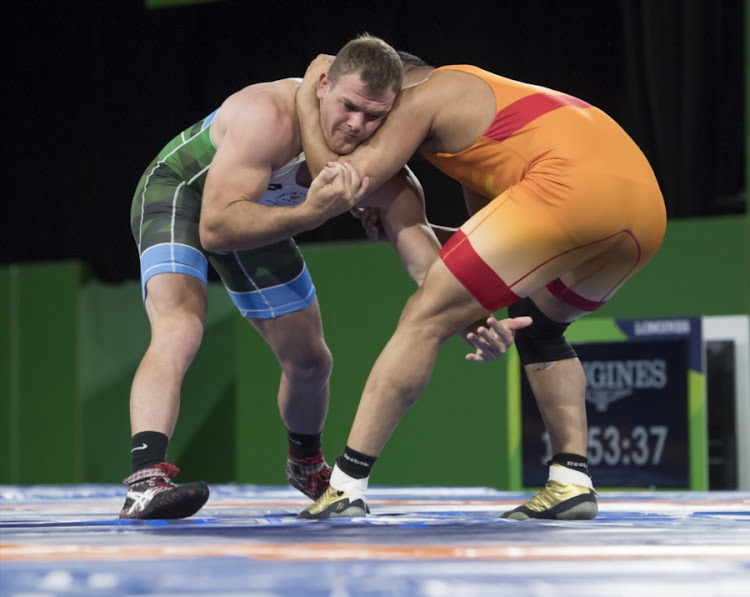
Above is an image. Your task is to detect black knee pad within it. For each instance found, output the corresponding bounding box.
[508,297,577,365]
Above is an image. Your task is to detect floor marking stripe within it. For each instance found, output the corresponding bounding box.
[3,498,749,511]
[3,542,750,563]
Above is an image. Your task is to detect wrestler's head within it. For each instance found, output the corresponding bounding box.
[317,34,402,155]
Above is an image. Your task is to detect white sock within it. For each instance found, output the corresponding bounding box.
[330,463,369,502]
[549,463,594,489]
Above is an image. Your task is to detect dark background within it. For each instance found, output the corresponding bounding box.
[5,0,745,282]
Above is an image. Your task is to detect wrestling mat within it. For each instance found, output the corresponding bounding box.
[2,485,749,596]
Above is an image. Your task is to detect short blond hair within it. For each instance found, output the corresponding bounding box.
[329,34,402,96]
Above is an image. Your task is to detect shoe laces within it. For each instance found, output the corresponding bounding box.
[288,452,331,494]
[288,452,327,474]
[305,467,331,494]
[123,461,180,486]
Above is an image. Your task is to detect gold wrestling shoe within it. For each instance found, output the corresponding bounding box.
[501,479,598,520]
[297,486,370,519]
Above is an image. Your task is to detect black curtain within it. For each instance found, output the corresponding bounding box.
[619,0,745,217]
[5,0,745,282]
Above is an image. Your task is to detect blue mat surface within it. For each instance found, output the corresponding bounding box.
[2,485,749,596]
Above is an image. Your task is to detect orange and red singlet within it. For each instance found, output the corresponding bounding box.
[425,65,666,312]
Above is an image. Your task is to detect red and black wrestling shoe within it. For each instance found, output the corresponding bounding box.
[119,462,209,520]
[285,451,332,500]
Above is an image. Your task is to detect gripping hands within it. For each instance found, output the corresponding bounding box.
[302,161,370,229]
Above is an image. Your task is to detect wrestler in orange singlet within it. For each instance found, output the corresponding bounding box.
[428,65,665,312]
[295,54,666,521]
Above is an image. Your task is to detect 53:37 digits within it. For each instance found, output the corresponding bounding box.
[541,425,669,467]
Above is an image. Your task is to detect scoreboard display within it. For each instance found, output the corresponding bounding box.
[516,317,707,490]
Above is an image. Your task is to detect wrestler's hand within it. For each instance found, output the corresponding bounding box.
[303,162,370,228]
[351,206,386,242]
[464,316,533,363]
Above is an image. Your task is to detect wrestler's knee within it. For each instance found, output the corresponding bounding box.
[280,338,333,386]
[146,283,206,359]
[508,297,578,368]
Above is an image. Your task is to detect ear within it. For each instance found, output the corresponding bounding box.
[316,72,331,100]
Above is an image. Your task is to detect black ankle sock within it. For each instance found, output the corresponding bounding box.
[130,431,169,473]
[550,452,590,477]
[287,430,322,459]
[336,445,377,479]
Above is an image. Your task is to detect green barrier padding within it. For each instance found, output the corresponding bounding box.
[0,262,81,483]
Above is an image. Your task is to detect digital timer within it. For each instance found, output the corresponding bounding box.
[521,338,691,488]
[540,425,670,468]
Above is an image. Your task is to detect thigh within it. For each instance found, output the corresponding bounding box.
[544,173,666,311]
[210,239,316,320]
[131,161,203,252]
[131,162,208,302]
[527,286,590,324]
[144,273,208,328]
[439,183,579,312]
[443,172,665,312]
[249,297,327,364]
[399,258,491,340]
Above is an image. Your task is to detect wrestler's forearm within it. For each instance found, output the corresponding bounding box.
[389,224,441,286]
[296,83,337,177]
[372,170,440,285]
[200,200,318,252]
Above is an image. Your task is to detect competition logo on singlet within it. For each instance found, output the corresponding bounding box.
[261,156,308,207]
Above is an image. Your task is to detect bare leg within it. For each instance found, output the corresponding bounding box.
[346,259,489,456]
[524,358,588,455]
[500,287,597,520]
[298,259,527,519]
[121,273,211,520]
[250,297,332,434]
[251,298,333,500]
[130,273,207,437]
[523,287,591,457]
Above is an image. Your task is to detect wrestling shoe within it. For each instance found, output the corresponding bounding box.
[501,479,598,520]
[119,462,209,520]
[286,451,332,500]
[297,485,370,519]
